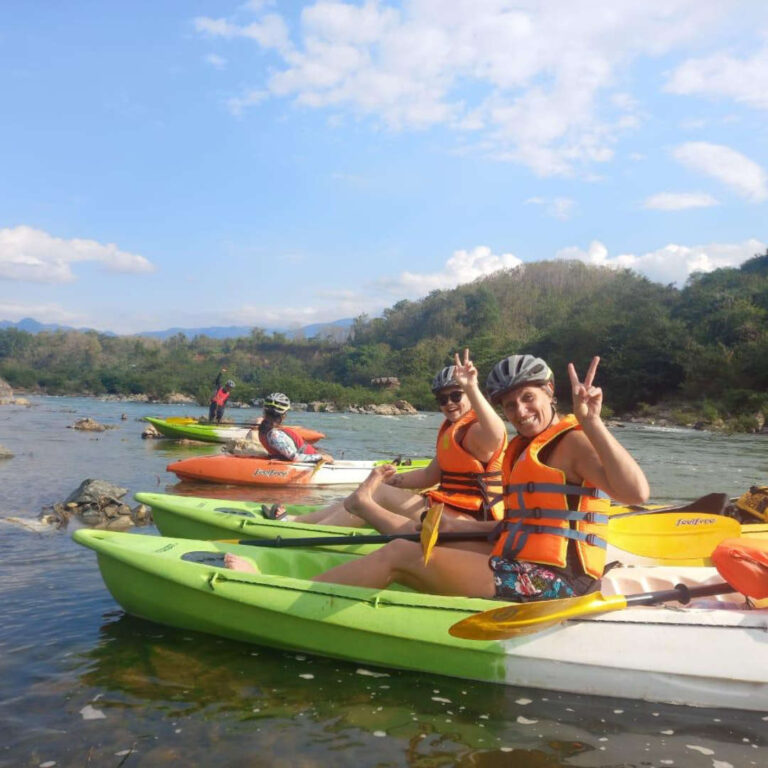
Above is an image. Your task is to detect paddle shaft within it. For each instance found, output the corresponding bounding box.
[626,581,735,607]
[238,531,487,548]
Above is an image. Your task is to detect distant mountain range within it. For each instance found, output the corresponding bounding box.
[0,317,356,341]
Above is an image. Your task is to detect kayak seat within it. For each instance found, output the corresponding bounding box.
[262,504,287,520]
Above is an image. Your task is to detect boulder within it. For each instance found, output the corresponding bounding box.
[70,417,115,432]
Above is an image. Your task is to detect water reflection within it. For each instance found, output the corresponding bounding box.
[62,613,768,768]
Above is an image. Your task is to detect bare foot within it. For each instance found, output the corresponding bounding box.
[224,553,260,573]
[344,465,396,519]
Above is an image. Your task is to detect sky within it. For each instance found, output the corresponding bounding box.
[1,0,767,335]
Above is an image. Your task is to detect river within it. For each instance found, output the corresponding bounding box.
[1,396,767,767]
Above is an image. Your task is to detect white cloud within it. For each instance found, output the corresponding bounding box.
[0,226,155,283]
[227,89,269,115]
[643,192,719,210]
[665,44,768,110]
[195,0,735,176]
[194,13,291,53]
[377,245,522,298]
[673,142,768,201]
[223,245,523,327]
[205,53,227,69]
[556,238,765,286]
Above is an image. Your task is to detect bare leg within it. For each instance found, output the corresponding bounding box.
[283,469,425,526]
[224,553,260,573]
[343,466,420,535]
[312,538,496,597]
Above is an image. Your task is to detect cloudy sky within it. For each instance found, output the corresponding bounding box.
[1,0,766,333]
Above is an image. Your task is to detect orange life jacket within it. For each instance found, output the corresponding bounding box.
[491,414,609,579]
[211,388,230,407]
[258,423,318,459]
[427,410,506,520]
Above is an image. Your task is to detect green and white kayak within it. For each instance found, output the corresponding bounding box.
[145,417,325,445]
[136,491,768,563]
[73,528,768,711]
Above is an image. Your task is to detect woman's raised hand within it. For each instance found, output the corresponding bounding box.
[568,356,603,423]
[453,348,478,389]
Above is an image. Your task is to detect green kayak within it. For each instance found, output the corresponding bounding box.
[145,417,326,445]
[136,491,378,553]
[73,528,768,710]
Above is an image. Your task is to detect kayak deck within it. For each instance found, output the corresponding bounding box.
[74,528,768,711]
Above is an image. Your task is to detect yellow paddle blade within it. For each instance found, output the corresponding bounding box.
[420,503,444,564]
[165,417,199,424]
[607,513,741,559]
[450,591,629,640]
[309,458,327,478]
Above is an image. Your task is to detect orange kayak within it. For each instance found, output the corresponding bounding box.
[167,455,430,487]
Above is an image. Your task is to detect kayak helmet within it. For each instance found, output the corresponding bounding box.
[225,379,235,389]
[431,365,460,393]
[264,392,291,416]
[486,355,554,404]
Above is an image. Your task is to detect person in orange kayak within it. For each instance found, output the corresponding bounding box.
[255,393,334,477]
[227,352,650,602]
[208,369,235,423]
[261,349,508,530]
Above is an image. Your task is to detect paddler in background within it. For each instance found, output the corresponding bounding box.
[249,394,334,511]
[208,368,235,423]
[236,350,508,532]
[228,352,650,603]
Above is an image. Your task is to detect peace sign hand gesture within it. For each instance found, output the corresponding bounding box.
[453,348,478,390]
[568,356,603,424]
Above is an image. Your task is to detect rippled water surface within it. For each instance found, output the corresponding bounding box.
[1,398,767,767]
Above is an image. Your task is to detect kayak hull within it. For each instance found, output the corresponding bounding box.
[74,528,768,711]
[145,417,325,445]
[166,456,430,487]
[137,491,768,563]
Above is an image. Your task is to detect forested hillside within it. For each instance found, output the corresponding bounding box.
[2,254,768,428]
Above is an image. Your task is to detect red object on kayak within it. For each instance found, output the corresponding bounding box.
[712,537,768,599]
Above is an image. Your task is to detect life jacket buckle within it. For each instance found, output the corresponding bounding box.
[526,481,536,493]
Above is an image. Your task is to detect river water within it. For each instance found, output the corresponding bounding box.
[1,397,767,767]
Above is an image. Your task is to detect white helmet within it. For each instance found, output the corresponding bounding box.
[431,365,459,393]
[263,392,291,415]
[486,355,553,404]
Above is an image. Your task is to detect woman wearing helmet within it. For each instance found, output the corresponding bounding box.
[300,353,649,602]
[208,368,235,424]
[255,392,334,467]
[254,349,508,530]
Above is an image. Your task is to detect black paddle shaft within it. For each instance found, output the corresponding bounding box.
[626,581,736,607]
[238,531,492,548]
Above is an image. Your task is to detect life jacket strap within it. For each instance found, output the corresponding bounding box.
[504,481,600,497]
[501,523,608,560]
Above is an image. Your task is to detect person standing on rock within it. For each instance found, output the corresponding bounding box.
[208,368,235,423]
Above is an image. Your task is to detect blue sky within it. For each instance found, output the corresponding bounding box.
[1,0,767,334]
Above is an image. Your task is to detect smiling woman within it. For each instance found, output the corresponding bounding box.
[285,350,651,603]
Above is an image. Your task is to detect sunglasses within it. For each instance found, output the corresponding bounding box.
[436,391,464,406]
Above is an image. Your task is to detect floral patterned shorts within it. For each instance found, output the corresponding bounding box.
[489,557,578,603]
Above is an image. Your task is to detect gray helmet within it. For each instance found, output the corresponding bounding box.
[486,355,553,404]
[225,379,235,389]
[431,365,460,393]
[263,392,291,414]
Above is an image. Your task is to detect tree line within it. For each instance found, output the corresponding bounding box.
[2,253,768,430]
